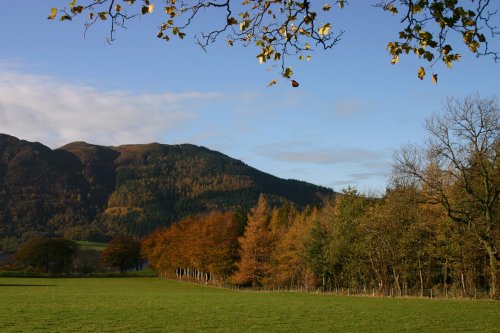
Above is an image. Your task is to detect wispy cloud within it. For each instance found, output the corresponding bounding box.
[255,143,387,165]
[255,142,391,190]
[0,70,220,147]
[334,100,368,118]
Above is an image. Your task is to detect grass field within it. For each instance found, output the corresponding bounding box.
[0,277,499,333]
[75,241,108,251]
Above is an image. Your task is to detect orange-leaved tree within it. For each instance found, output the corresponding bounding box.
[233,194,274,287]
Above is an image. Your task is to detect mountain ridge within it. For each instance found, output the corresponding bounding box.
[0,133,334,250]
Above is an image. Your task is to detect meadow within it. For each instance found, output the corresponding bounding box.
[74,241,108,252]
[0,277,499,333]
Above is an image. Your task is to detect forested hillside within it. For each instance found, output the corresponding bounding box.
[0,134,333,250]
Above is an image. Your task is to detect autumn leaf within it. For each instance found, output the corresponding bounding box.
[318,23,331,36]
[418,67,426,80]
[48,8,57,20]
[227,17,238,25]
[291,80,299,88]
[283,67,293,78]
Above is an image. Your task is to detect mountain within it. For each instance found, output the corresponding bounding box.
[0,134,333,249]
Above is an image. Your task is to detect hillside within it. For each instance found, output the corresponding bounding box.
[0,134,333,249]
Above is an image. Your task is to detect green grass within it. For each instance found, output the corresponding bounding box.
[75,241,107,251]
[0,278,498,333]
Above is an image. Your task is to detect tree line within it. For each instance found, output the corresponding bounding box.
[143,95,499,298]
[3,95,497,298]
[3,235,143,275]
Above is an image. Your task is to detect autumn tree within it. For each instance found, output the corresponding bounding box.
[48,1,498,85]
[273,207,318,289]
[393,94,499,297]
[100,234,142,272]
[234,194,274,287]
[142,211,242,282]
[359,187,433,296]
[306,188,375,290]
[13,238,78,273]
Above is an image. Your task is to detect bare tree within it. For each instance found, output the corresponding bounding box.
[393,94,499,298]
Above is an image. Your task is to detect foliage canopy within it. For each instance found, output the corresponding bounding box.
[13,238,78,273]
[48,0,499,85]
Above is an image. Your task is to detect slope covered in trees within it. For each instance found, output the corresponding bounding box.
[0,134,333,250]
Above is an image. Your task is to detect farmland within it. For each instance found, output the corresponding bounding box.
[0,277,499,332]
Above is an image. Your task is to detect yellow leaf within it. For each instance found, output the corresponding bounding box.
[48,8,57,20]
[323,3,331,11]
[148,4,154,13]
[283,67,293,78]
[418,67,426,80]
[391,55,399,65]
[318,23,331,36]
[115,4,122,12]
[432,73,438,84]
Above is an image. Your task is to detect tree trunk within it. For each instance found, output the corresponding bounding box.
[418,258,424,297]
[444,258,448,296]
[461,272,467,297]
[483,241,498,298]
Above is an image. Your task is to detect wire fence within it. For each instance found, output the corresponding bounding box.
[212,282,495,299]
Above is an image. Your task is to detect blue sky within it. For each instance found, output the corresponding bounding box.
[1,1,499,193]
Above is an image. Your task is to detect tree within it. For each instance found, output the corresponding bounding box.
[142,211,242,282]
[306,187,374,290]
[48,1,498,86]
[100,234,142,272]
[273,207,317,290]
[393,94,499,297]
[13,238,78,273]
[234,194,274,287]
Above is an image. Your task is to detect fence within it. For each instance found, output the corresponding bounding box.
[211,281,494,299]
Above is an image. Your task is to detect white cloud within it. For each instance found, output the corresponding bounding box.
[0,70,220,148]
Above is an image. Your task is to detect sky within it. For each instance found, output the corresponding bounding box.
[1,1,499,194]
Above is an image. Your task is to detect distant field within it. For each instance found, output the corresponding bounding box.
[0,278,498,333]
[75,241,107,251]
